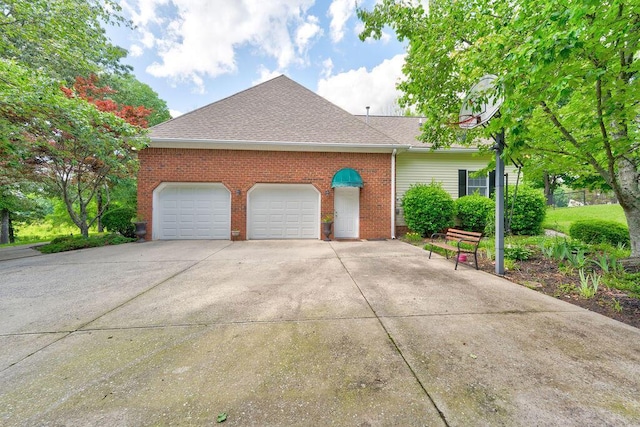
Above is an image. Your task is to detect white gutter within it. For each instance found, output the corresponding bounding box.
[150,138,411,153]
[391,148,397,239]
[406,145,481,153]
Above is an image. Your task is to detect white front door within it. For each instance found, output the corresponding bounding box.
[334,187,359,239]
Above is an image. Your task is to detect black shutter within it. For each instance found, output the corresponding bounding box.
[488,170,496,197]
[458,170,467,198]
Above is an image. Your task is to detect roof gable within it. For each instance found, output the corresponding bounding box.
[151,75,399,146]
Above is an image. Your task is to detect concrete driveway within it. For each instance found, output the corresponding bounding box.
[0,240,638,426]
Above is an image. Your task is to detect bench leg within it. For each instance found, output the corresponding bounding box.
[474,251,479,270]
[454,251,460,270]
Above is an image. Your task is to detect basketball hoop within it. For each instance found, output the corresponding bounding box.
[448,114,481,128]
[458,75,503,129]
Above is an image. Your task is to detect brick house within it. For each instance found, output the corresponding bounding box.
[138,75,501,240]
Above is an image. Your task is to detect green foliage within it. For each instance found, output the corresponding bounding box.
[108,178,139,209]
[37,233,135,254]
[504,245,532,261]
[603,273,640,298]
[539,238,587,262]
[569,220,630,247]
[0,59,148,237]
[402,183,456,236]
[403,231,422,243]
[101,207,136,238]
[357,0,640,256]
[505,186,546,235]
[543,204,626,234]
[0,0,130,82]
[577,269,601,299]
[455,194,494,232]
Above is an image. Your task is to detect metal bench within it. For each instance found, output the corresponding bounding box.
[428,228,483,270]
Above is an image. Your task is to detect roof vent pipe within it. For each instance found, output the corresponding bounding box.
[366,106,370,123]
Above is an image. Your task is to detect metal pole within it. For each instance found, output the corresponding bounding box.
[495,130,505,275]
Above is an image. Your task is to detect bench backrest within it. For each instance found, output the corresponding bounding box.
[445,228,483,243]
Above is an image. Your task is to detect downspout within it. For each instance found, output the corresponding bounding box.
[391,149,397,239]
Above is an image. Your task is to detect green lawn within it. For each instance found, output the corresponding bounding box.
[1,221,94,246]
[543,204,626,234]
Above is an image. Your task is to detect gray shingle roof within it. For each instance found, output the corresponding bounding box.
[357,115,485,149]
[150,75,401,146]
[355,115,425,146]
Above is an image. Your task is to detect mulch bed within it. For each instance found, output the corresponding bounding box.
[472,255,640,329]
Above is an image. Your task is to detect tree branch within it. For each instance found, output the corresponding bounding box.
[539,101,610,183]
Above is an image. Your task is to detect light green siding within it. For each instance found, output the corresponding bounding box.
[395,151,519,226]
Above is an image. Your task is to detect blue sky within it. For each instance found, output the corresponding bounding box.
[108,0,414,118]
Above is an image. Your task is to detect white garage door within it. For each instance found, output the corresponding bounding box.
[248,184,320,239]
[154,183,230,239]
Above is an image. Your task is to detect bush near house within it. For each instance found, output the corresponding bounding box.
[504,186,547,235]
[569,220,630,247]
[455,194,494,232]
[101,207,136,238]
[402,183,456,237]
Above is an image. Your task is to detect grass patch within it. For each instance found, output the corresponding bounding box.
[543,204,626,234]
[36,233,135,254]
[4,221,96,246]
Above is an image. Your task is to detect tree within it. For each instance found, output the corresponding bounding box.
[101,73,171,127]
[358,0,640,257]
[0,0,130,82]
[1,1,165,238]
[61,74,152,232]
[0,60,146,238]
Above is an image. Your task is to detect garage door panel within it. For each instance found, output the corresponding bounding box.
[248,184,319,239]
[155,184,230,240]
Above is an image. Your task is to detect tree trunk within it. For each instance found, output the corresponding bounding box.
[97,190,104,232]
[0,208,9,244]
[621,204,640,258]
[543,172,553,206]
[8,213,14,243]
[615,158,640,258]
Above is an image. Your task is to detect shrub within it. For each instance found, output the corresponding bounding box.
[503,185,546,235]
[402,183,456,237]
[455,194,494,232]
[504,245,532,261]
[101,207,136,238]
[569,219,630,247]
[37,233,135,253]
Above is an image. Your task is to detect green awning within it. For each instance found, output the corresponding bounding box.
[331,168,363,188]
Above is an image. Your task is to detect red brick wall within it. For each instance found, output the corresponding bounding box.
[138,148,392,240]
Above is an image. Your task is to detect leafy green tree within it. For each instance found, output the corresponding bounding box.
[1,60,146,238]
[0,0,129,82]
[1,1,166,237]
[359,0,640,257]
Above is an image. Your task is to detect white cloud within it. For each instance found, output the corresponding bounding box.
[129,44,144,57]
[321,57,334,78]
[124,0,316,89]
[328,0,356,43]
[253,66,282,85]
[295,15,322,53]
[317,54,406,115]
[169,109,183,118]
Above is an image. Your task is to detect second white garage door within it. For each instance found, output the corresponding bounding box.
[153,183,230,239]
[248,184,320,239]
